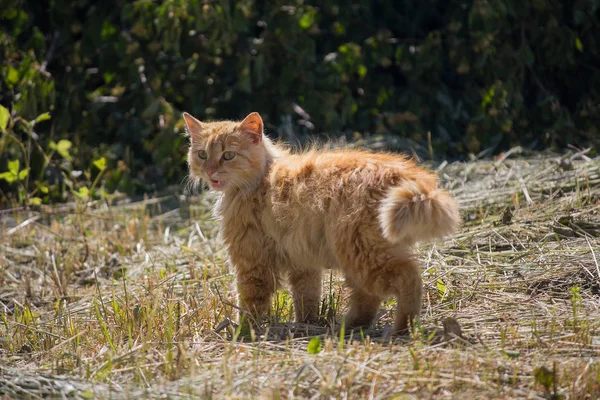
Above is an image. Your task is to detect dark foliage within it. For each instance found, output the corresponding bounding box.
[1,0,599,202]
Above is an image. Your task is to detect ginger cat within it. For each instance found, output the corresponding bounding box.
[183,111,460,333]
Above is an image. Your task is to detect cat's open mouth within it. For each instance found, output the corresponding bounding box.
[209,179,225,189]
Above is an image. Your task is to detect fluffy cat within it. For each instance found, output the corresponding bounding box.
[183,111,460,333]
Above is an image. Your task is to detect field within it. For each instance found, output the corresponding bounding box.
[1,148,600,399]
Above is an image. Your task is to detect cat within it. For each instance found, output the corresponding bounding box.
[183,111,460,333]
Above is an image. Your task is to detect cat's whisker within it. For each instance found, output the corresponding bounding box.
[182,175,200,195]
[181,175,193,195]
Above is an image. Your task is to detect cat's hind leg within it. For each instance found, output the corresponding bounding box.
[343,251,422,335]
[333,217,423,334]
[364,255,422,334]
[344,284,382,330]
[391,258,422,334]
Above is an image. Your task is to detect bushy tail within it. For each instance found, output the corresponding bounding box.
[378,181,460,244]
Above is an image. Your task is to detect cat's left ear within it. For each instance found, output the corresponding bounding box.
[238,112,263,144]
[182,112,206,137]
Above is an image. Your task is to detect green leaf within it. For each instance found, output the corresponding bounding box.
[503,350,521,358]
[28,197,42,206]
[18,168,29,180]
[436,279,448,297]
[481,86,496,109]
[21,305,40,325]
[307,337,322,354]
[1,8,18,20]
[56,139,73,161]
[0,104,9,131]
[103,72,116,84]
[0,172,16,183]
[575,37,583,52]
[8,159,19,175]
[93,157,107,171]
[299,10,315,30]
[101,21,117,39]
[333,22,345,35]
[5,67,19,88]
[78,186,90,198]
[357,64,367,79]
[35,181,49,194]
[34,112,51,125]
[534,366,554,391]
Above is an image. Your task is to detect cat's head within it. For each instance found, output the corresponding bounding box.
[183,112,268,192]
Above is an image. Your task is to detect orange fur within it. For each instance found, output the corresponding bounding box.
[183,112,461,333]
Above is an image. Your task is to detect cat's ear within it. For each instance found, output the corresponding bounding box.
[237,112,263,144]
[182,112,206,137]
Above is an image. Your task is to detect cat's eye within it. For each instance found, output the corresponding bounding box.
[223,151,236,161]
[197,150,207,160]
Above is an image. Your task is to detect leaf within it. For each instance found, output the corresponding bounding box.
[18,168,29,180]
[503,350,521,358]
[575,37,583,52]
[28,197,42,206]
[8,159,19,175]
[436,279,448,297]
[56,139,73,161]
[101,21,117,39]
[78,186,90,198]
[0,104,9,131]
[5,67,19,88]
[534,366,554,391]
[35,181,49,194]
[22,305,40,325]
[357,64,367,79]
[103,72,116,84]
[0,172,16,184]
[299,10,315,30]
[93,157,107,171]
[34,112,51,125]
[481,86,496,109]
[333,22,345,35]
[307,337,322,354]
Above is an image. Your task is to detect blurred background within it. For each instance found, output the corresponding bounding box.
[1,0,599,205]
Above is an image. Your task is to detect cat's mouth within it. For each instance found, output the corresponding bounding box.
[209,178,225,190]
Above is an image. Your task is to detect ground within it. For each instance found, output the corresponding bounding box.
[1,148,599,399]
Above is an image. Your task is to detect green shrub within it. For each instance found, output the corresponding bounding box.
[1,0,599,204]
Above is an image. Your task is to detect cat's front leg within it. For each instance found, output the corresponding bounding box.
[289,269,322,323]
[235,266,278,323]
[229,230,279,326]
[222,221,280,323]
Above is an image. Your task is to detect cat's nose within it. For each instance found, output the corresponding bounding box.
[206,169,216,177]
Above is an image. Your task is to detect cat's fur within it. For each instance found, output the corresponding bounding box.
[183,111,460,333]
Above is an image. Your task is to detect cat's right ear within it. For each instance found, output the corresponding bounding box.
[237,112,263,144]
[182,112,206,137]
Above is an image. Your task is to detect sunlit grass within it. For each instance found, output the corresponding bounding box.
[1,153,600,398]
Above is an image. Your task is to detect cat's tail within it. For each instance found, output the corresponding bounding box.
[378,181,460,244]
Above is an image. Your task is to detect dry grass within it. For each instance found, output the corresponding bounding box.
[1,148,600,399]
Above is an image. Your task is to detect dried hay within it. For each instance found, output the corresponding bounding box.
[1,148,599,399]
